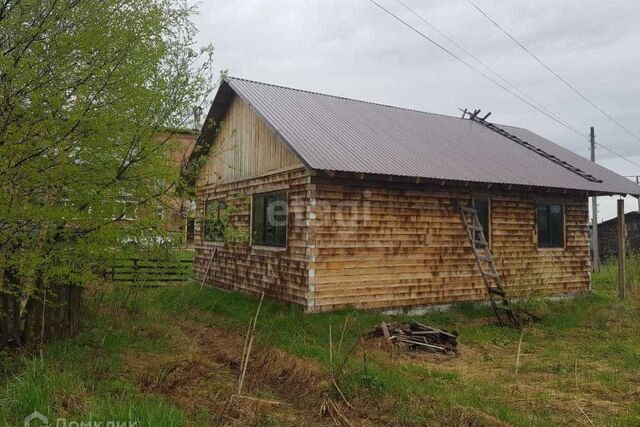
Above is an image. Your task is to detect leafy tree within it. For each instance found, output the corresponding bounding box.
[0,0,216,346]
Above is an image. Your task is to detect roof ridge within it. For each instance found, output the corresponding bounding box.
[225,75,465,121]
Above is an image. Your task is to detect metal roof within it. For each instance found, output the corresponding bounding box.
[195,76,640,196]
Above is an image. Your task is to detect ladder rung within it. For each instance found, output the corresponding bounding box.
[485,271,499,279]
[461,207,477,214]
[473,239,487,247]
[478,255,493,262]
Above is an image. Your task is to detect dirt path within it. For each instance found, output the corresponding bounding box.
[123,320,374,426]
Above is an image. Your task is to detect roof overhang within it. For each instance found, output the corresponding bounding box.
[315,169,638,198]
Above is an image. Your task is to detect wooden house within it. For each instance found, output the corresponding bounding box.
[598,211,640,259]
[187,77,639,312]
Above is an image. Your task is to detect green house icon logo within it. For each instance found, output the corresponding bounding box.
[24,411,49,427]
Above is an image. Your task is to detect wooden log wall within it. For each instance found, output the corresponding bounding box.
[307,178,590,312]
[193,166,313,305]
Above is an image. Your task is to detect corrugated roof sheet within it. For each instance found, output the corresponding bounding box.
[200,76,640,196]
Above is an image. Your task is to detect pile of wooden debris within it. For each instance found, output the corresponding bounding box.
[367,321,458,355]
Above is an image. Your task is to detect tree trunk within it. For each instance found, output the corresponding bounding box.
[1,268,21,348]
[68,284,82,336]
[0,267,8,349]
[22,275,45,346]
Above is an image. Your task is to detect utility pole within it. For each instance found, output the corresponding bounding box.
[590,127,600,272]
[617,198,626,300]
[637,176,640,212]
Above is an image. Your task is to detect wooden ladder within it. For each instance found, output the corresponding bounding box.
[457,201,521,328]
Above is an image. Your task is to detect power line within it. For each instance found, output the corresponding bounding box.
[464,0,640,143]
[396,0,588,138]
[596,143,640,168]
[366,0,588,139]
[394,0,588,141]
[370,0,640,169]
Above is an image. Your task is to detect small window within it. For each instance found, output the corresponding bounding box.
[252,191,287,247]
[204,200,227,242]
[537,202,564,248]
[473,197,490,245]
[186,218,195,244]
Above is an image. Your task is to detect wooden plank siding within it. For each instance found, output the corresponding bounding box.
[307,178,590,312]
[198,94,301,187]
[194,166,313,305]
[194,94,311,305]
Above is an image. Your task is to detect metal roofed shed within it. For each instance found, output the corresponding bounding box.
[189,76,638,313]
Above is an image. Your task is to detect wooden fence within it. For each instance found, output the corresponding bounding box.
[107,258,193,284]
[0,283,81,349]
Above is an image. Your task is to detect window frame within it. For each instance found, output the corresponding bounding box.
[472,195,491,248]
[535,200,566,250]
[251,190,288,248]
[202,198,227,243]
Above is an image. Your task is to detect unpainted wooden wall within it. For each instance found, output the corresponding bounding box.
[194,94,311,304]
[306,178,590,312]
[199,95,301,186]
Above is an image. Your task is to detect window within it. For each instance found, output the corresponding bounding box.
[473,197,490,245]
[204,200,227,242]
[537,202,564,248]
[252,191,287,247]
[186,218,195,244]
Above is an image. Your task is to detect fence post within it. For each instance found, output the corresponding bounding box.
[617,199,626,300]
[133,258,138,285]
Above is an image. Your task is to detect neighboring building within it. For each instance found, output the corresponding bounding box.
[597,211,640,259]
[186,76,639,312]
[159,129,198,245]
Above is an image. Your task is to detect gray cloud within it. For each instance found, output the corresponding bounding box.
[192,0,640,220]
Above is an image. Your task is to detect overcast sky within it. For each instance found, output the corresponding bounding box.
[192,0,640,220]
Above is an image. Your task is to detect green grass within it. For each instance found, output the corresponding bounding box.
[1,259,639,426]
[0,289,189,426]
[113,264,640,425]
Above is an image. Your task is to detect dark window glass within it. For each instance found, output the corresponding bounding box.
[473,198,490,244]
[204,200,226,242]
[186,218,195,243]
[537,203,564,248]
[252,192,287,247]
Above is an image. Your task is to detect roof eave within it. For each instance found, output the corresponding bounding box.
[315,169,640,198]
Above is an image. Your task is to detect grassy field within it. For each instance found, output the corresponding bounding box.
[1,262,639,426]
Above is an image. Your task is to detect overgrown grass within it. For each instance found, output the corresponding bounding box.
[0,288,189,426]
[144,272,639,425]
[1,259,639,426]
